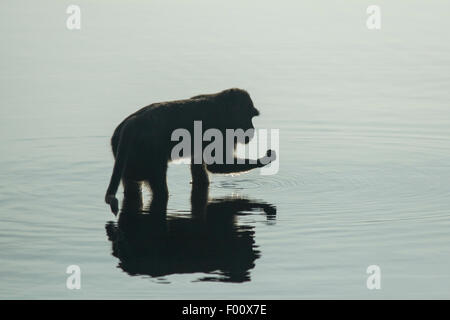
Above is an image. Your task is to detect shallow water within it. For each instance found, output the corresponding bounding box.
[1,0,449,299]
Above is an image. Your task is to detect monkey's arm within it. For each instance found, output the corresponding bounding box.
[206,150,276,174]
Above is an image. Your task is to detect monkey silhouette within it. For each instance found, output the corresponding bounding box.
[105,88,276,214]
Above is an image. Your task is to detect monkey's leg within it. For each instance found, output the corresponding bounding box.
[147,163,169,212]
[190,163,210,186]
[122,179,143,209]
[206,150,276,174]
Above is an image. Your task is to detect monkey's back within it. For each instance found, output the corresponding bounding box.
[110,98,217,158]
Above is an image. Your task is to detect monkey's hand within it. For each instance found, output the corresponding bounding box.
[257,150,277,167]
[105,194,119,216]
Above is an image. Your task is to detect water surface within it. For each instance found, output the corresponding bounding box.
[1,0,449,299]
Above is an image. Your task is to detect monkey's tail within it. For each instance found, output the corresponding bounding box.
[105,120,136,215]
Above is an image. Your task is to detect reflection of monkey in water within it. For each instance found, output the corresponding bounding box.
[105,183,276,282]
[105,88,276,214]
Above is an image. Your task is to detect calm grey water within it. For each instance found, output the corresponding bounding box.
[1,0,449,299]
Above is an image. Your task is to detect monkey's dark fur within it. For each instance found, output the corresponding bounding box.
[105,88,275,215]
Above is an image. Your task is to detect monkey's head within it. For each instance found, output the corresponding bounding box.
[220,88,260,144]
